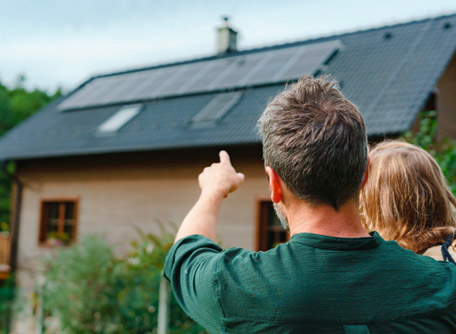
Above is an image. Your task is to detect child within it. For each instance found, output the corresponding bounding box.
[360,141,456,261]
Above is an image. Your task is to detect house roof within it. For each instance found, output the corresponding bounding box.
[1,13,456,161]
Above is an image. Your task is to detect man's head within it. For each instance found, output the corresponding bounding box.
[258,76,368,210]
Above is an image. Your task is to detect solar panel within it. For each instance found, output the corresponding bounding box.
[185,59,233,94]
[98,73,143,105]
[248,47,300,84]
[58,40,342,111]
[73,75,130,109]
[157,62,208,96]
[237,51,274,86]
[272,46,309,81]
[214,53,265,88]
[278,43,339,80]
[68,80,106,107]
[125,68,174,101]
[176,61,218,94]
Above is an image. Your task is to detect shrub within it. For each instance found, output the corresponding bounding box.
[114,229,206,334]
[0,277,14,334]
[42,232,206,334]
[403,110,456,194]
[43,235,119,334]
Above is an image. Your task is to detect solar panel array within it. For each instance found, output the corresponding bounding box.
[58,40,342,111]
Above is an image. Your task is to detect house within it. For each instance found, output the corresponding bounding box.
[0,13,456,302]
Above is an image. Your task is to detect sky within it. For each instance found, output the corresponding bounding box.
[1,0,456,93]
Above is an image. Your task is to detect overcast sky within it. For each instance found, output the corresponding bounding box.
[1,0,456,93]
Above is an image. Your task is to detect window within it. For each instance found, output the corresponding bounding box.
[256,200,289,251]
[39,200,78,246]
[191,92,242,128]
[96,104,142,135]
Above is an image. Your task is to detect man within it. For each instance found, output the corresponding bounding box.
[164,76,456,333]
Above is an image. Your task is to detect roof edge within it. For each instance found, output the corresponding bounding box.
[80,12,456,82]
[1,141,264,162]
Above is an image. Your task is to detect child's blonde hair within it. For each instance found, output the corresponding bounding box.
[360,140,456,254]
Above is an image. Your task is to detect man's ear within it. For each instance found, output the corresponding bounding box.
[360,157,370,190]
[265,166,283,203]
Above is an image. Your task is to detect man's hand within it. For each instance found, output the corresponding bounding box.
[199,151,245,198]
[174,150,245,243]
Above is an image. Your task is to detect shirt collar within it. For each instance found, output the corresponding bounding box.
[289,231,383,250]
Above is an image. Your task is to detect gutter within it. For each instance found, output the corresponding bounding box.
[9,173,22,273]
[0,160,22,275]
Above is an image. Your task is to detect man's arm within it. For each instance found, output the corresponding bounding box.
[174,150,244,243]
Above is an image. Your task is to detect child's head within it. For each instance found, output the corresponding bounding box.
[360,140,456,253]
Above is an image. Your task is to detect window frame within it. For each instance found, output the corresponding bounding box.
[38,198,79,247]
[255,199,289,251]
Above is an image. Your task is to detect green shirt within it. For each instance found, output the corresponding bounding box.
[164,232,456,333]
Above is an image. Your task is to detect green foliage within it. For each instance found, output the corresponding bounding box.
[403,110,456,194]
[0,80,61,139]
[113,230,171,332]
[0,277,15,334]
[46,231,71,245]
[43,235,118,334]
[0,77,62,231]
[115,229,206,334]
[43,232,207,334]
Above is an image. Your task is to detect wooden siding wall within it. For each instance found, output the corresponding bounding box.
[14,148,269,288]
[437,54,456,140]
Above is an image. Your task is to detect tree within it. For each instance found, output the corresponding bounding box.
[0,77,61,231]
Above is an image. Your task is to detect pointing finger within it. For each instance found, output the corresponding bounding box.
[219,150,231,165]
[237,173,245,183]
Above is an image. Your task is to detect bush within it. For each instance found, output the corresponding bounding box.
[0,277,14,334]
[43,232,207,334]
[43,235,118,334]
[403,110,456,194]
[114,230,206,334]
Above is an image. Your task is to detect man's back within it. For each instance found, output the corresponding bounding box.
[165,232,456,333]
[164,77,456,333]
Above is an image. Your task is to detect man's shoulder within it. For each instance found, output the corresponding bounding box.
[218,241,293,266]
[379,238,456,266]
[375,238,456,277]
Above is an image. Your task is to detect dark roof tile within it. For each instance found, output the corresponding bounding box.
[1,14,456,160]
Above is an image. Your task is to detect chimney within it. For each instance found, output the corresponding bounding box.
[217,16,238,55]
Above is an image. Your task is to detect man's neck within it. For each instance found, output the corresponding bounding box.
[286,199,370,238]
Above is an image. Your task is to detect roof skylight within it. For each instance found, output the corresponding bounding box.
[191,92,242,127]
[97,104,142,135]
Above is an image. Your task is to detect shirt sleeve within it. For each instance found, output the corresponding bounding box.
[164,234,224,333]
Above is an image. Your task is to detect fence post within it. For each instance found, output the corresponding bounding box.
[35,275,45,334]
[157,274,170,334]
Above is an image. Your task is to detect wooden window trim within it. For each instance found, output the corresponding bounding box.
[255,198,268,251]
[255,198,290,252]
[38,198,79,248]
